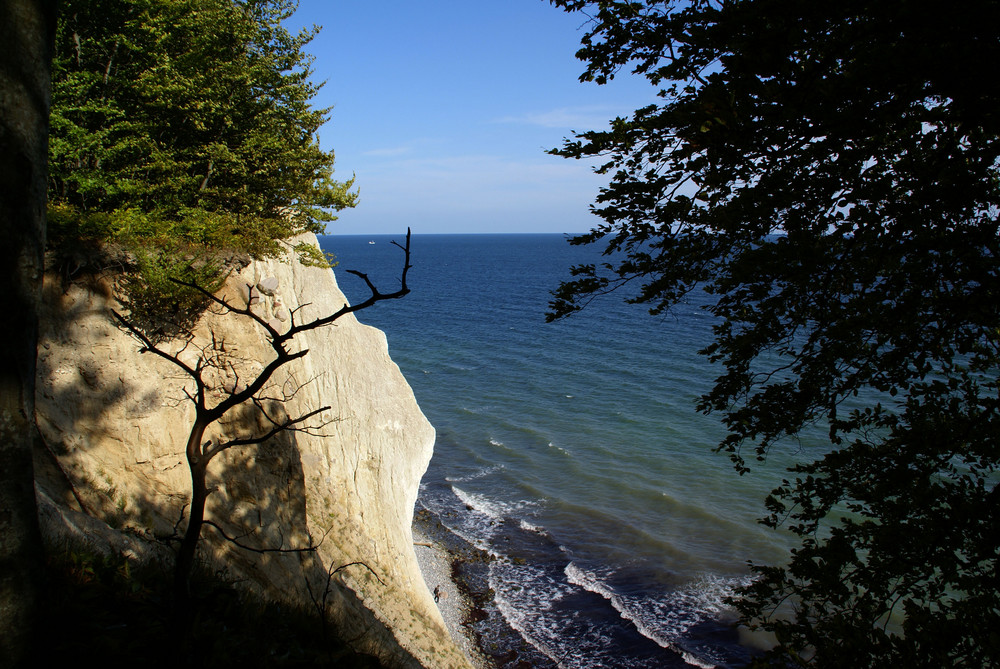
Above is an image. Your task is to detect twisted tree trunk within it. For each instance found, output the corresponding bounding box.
[174,417,210,603]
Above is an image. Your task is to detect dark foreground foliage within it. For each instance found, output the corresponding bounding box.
[36,548,383,668]
[549,1,1000,666]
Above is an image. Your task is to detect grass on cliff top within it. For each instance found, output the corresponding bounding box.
[36,548,384,668]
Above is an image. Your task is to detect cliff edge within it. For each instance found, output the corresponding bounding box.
[33,233,470,669]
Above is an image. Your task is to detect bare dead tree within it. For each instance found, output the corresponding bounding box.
[304,558,386,637]
[113,230,412,603]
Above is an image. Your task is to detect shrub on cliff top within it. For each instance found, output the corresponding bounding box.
[48,0,355,333]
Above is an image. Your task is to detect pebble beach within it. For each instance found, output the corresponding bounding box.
[413,527,491,669]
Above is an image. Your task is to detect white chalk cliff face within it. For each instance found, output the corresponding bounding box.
[34,234,469,669]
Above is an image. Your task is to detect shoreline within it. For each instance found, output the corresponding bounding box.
[411,509,761,669]
[411,507,553,669]
[412,516,492,669]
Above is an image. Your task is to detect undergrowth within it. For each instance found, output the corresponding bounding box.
[35,548,384,668]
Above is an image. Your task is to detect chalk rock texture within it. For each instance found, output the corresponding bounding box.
[34,234,469,669]
[257,275,279,296]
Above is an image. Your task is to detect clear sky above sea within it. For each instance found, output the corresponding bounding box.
[289,0,656,235]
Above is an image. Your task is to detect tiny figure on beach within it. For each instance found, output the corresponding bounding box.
[433,585,441,602]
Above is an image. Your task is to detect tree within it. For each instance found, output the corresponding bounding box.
[115,231,412,603]
[547,1,1000,666]
[0,0,56,665]
[47,0,356,293]
[45,0,377,609]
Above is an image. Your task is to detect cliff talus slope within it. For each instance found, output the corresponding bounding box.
[33,234,469,669]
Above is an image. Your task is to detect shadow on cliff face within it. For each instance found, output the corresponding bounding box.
[33,269,424,669]
[197,410,424,668]
[33,268,174,528]
[114,402,421,668]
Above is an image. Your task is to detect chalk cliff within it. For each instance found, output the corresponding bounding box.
[33,234,470,669]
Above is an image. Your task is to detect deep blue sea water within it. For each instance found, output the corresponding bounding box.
[320,233,803,668]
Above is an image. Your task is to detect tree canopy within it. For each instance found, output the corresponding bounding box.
[548,1,1000,666]
[48,0,354,264]
[47,0,355,335]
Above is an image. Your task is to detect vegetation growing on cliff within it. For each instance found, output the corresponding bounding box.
[548,1,1000,666]
[48,0,356,333]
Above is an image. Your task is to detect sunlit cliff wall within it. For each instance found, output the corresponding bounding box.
[33,233,469,669]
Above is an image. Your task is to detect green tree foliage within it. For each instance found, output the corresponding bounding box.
[48,0,355,332]
[547,1,1000,666]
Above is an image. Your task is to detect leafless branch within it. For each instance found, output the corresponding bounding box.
[112,310,202,381]
[202,520,321,554]
[330,560,385,587]
[289,228,412,337]
[306,554,387,630]
[111,230,413,601]
[206,405,332,457]
[169,278,279,340]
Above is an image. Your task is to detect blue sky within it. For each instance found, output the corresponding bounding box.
[290,0,655,235]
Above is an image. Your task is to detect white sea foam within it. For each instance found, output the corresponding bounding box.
[452,486,505,520]
[447,363,477,372]
[419,488,498,553]
[460,404,495,415]
[451,486,539,522]
[433,486,547,558]
[493,586,564,665]
[445,464,504,483]
[565,562,617,600]
[490,561,596,668]
[492,557,703,669]
[519,519,545,534]
[548,441,571,455]
[565,562,749,669]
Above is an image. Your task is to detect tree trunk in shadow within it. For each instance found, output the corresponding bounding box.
[0,1,56,666]
[174,418,210,605]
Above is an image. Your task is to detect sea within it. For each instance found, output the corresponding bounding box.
[320,233,805,669]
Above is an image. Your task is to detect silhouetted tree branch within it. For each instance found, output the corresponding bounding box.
[306,557,386,636]
[201,520,322,555]
[549,1,1000,664]
[113,229,412,605]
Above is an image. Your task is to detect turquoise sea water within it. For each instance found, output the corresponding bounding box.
[321,233,804,668]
